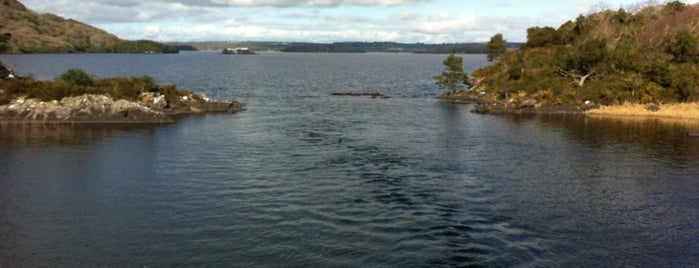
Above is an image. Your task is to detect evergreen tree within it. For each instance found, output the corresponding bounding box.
[434,54,470,93]
[487,33,507,61]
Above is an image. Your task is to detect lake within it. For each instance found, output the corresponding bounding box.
[1,52,698,267]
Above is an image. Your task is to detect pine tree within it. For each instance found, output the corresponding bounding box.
[486,33,507,61]
[434,54,470,93]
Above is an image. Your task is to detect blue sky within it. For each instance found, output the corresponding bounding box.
[20,0,699,43]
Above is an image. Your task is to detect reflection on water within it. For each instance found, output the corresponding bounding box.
[538,114,699,166]
[1,53,698,267]
[0,123,165,146]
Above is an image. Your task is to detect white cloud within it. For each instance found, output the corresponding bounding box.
[22,0,699,43]
[194,0,434,7]
[412,12,477,34]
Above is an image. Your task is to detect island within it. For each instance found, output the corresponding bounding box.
[0,66,243,124]
[222,47,257,55]
[436,1,699,120]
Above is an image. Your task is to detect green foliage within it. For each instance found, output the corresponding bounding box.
[0,69,192,105]
[58,68,94,86]
[610,40,641,72]
[469,2,699,105]
[669,64,699,102]
[665,31,698,64]
[114,40,179,54]
[486,33,507,61]
[0,33,10,53]
[612,8,632,24]
[434,54,470,93]
[663,1,687,14]
[564,39,609,75]
[524,27,559,48]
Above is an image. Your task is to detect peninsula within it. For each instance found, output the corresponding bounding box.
[0,66,243,124]
[443,1,699,119]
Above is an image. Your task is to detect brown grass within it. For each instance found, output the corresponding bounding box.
[585,102,699,125]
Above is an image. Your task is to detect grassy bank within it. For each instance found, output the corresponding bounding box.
[585,102,699,123]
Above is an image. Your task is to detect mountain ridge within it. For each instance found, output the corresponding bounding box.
[0,0,177,53]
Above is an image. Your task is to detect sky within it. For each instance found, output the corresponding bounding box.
[19,0,699,43]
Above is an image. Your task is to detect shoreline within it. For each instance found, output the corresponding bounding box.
[443,91,699,125]
[0,94,244,124]
[584,102,699,120]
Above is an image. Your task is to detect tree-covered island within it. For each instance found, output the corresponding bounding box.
[444,1,699,118]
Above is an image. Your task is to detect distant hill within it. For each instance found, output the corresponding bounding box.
[168,41,520,54]
[472,1,699,106]
[0,0,177,53]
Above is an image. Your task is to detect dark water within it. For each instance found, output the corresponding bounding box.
[1,52,698,267]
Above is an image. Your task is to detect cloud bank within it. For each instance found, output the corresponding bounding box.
[19,0,698,43]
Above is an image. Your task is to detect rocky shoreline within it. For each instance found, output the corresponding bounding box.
[438,90,586,114]
[0,93,244,124]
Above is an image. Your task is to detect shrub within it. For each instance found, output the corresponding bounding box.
[58,68,94,86]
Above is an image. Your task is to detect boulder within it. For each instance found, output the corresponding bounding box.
[581,100,600,111]
[0,64,15,79]
[517,99,537,109]
[140,92,168,110]
[645,103,660,112]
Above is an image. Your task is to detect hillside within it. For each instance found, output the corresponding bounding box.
[0,0,177,53]
[471,1,699,108]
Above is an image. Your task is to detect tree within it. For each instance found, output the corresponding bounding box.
[524,27,558,48]
[665,30,698,64]
[58,68,94,86]
[559,39,609,87]
[434,54,471,93]
[0,33,10,53]
[487,33,507,61]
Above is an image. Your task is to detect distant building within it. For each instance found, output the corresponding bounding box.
[222,47,255,55]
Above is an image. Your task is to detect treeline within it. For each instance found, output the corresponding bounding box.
[172,41,502,54]
[111,40,179,54]
[474,1,699,105]
[282,42,489,53]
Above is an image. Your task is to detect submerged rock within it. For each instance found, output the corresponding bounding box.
[332,92,390,99]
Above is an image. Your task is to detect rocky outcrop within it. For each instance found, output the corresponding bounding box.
[0,95,172,123]
[472,102,582,115]
[0,93,244,124]
[0,64,15,79]
[437,90,479,102]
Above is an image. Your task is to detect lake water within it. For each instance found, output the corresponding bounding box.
[1,52,698,267]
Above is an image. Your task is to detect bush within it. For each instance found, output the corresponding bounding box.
[1,68,194,104]
[58,68,94,86]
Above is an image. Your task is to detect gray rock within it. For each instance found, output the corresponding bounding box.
[645,103,660,112]
[0,94,171,123]
[518,99,537,109]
